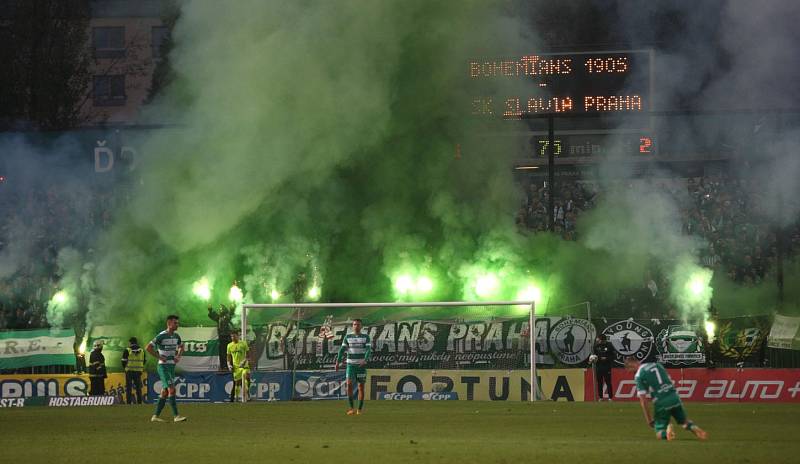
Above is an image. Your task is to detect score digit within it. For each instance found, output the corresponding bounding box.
[639,136,653,154]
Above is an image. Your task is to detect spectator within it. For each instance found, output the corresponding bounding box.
[208,304,234,371]
[12,307,28,329]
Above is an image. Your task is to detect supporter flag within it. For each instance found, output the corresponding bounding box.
[768,315,800,350]
[0,329,76,369]
[178,327,220,372]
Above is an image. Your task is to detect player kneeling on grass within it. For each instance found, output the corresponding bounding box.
[147,314,187,423]
[335,319,371,415]
[227,330,252,402]
[624,356,706,441]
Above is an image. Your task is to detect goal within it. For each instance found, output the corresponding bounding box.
[239,300,541,403]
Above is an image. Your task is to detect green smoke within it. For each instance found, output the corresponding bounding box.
[47,248,85,328]
[83,0,530,328]
[62,0,796,334]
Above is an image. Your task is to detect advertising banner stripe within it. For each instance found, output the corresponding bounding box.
[367,369,584,401]
[585,368,800,402]
[0,373,134,398]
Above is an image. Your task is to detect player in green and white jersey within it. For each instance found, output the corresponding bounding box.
[335,319,371,415]
[146,314,187,423]
[227,330,252,402]
[625,356,707,440]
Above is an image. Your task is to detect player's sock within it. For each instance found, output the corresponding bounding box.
[358,398,364,410]
[154,397,166,416]
[347,389,354,409]
[684,420,696,431]
[657,430,668,440]
[169,395,178,416]
[243,378,249,399]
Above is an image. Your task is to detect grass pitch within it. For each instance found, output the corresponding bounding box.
[2,401,798,464]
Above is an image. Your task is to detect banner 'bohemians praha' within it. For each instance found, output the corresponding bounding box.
[249,315,771,369]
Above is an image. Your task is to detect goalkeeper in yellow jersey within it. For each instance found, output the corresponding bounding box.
[227,330,252,402]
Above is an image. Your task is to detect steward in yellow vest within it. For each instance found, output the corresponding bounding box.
[122,337,146,404]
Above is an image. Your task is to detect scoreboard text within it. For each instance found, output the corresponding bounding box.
[469,50,652,119]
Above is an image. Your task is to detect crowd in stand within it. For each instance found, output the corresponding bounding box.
[2,172,799,330]
[515,179,597,240]
[0,184,120,330]
[686,176,800,285]
[517,174,800,319]
[519,174,800,282]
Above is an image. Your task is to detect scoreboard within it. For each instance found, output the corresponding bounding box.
[468,50,653,119]
[467,50,654,160]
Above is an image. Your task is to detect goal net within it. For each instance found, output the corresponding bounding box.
[239,301,550,402]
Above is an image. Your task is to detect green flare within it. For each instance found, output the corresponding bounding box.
[474,274,499,299]
[308,285,321,300]
[229,284,243,302]
[685,270,712,302]
[670,263,714,320]
[192,277,211,301]
[516,285,542,305]
[394,275,414,294]
[52,290,68,305]
[689,276,706,297]
[704,320,716,342]
[415,276,434,294]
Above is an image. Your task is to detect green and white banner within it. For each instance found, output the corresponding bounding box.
[179,327,220,372]
[0,329,76,369]
[768,315,800,350]
[87,326,220,371]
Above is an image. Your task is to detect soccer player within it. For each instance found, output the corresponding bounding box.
[227,330,252,402]
[147,314,187,422]
[624,356,707,440]
[335,319,371,415]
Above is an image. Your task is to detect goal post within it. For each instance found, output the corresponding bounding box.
[240,300,539,403]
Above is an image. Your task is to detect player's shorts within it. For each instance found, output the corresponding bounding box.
[232,366,250,381]
[157,363,177,389]
[345,364,367,384]
[653,396,688,435]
